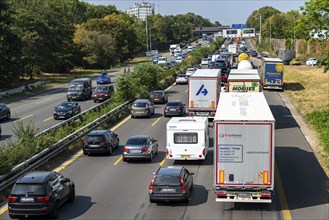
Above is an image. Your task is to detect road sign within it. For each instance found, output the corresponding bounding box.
[232,24,247,29]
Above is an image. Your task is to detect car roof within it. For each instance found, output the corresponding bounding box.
[88,130,108,135]
[157,166,183,176]
[152,90,164,93]
[59,101,75,105]
[133,99,150,103]
[127,135,149,139]
[16,171,55,184]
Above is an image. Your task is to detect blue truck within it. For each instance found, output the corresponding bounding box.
[260,58,284,90]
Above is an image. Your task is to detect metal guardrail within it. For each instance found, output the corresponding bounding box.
[0,101,132,191]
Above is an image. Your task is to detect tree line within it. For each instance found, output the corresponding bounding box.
[0,0,214,89]
[246,0,329,71]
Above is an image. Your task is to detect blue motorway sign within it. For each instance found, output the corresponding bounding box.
[232,24,247,29]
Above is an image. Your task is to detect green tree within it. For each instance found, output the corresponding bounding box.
[246,6,281,31]
[0,0,22,88]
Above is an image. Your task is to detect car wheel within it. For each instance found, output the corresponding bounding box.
[122,157,127,162]
[94,100,97,103]
[49,201,59,218]
[9,214,18,219]
[6,112,11,120]
[108,145,113,155]
[149,152,153,162]
[164,112,167,117]
[148,111,152,118]
[83,151,88,155]
[152,109,155,115]
[116,139,120,148]
[68,187,75,203]
[131,115,135,119]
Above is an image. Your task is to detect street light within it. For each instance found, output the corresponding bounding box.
[259,13,262,44]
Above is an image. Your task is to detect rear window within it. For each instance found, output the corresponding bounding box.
[177,74,186,78]
[154,176,180,186]
[126,138,147,146]
[152,92,163,96]
[166,102,180,106]
[12,184,46,195]
[95,87,109,92]
[86,135,106,142]
[133,102,147,107]
[174,133,198,144]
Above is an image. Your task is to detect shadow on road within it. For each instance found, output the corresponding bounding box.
[269,105,299,129]
[58,195,94,220]
[276,146,329,210]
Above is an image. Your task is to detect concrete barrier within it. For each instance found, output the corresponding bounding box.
[0,81,50,99]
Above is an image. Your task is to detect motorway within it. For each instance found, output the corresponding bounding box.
[1,77,328,219]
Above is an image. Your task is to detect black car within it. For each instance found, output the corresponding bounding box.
[83,130,119,155]
[149,166,194,203]
[8,171,75,219]
[53,102,81,120]
[164,101,185,117]
[283,59,292,65]
[122,135,158,162]
[0,103,11,121]
[150,90,168,104]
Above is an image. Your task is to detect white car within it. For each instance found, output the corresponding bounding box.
[176,74,188,84]
[157,57,167,64]
[175,56,183,63]
[187,46,193,52]
[201,58,209,65]
[306,58,318,66]
[185,68,195,76]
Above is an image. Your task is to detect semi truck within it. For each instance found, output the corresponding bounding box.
[213,92,275,203]
[169,44,180,56]
[260,58,284,90]
[188,69,221,118]
[227,74,261,92]
[228,44,238,56]
[229,69,259,75]
[166,117,209,160]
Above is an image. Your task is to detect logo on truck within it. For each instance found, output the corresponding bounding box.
[196,84,208,96]
[219,133,242,138]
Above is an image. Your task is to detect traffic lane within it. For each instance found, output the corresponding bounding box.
[265,91,329,219]
[55,83,187,219]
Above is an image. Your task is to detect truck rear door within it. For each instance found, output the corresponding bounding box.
[188,78,218,111]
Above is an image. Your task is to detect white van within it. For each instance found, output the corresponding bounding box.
[166,117,209,160]
[157,57,167,64]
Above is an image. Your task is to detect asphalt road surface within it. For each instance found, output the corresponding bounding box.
[2,80,328,219]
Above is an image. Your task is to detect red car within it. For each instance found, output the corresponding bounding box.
[92,85,114,103]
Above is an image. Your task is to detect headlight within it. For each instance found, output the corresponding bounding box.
[67,111,73,114]
[104,94,108,96]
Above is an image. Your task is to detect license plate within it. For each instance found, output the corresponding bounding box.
[20,197,34,202]
[89,145,99,148]
[130,149,140,153]
[196,112,209,116]
[136,111,143,114]
[238,193,251,199]
[161,188,176,192]
[98,98,103,100]
[181,155,190,158]
[170,109,176,111]
[154,98,159,100]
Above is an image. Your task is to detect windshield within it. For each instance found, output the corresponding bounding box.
[68,84,83,92]
[177,74,187,78]
[126,138,147,146]
[95,87,109,92]
[215,62,225,67]
[12,184,46,195]
[133,102,147,107]
[58,103,74,109]
[166,102,180,106]
[154,176,180,186]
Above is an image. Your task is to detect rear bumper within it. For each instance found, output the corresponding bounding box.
[149,193,188,202]
[83,146,109,154]
[167,154,206,160]
[8,204,52,216]
[123,153,152,160]
[214,189,272,203]
[164,111,183,116]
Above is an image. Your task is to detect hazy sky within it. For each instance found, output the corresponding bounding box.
[83,0,307,24]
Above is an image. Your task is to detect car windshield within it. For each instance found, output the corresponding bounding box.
[68,84,83,92]
[202,58,208,61]
[166,102,181,106]
[58,103,73,109]
[154,176,180,186]
[152,92,163,96]
[133,102,147,107]
[215,62,225,67]
[86,135,106,142]
[100,72,108,77]
[12,183,46,195]
[95,87,109,92]
[126,138,147,146]
[177,74,187,78]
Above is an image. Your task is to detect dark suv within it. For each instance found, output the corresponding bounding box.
[150,90,168,104]
[149,166,194,203]
[8,171,75,219]
[83,130,119,155]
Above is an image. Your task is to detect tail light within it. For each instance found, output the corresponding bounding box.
[188,112,195,116]
[210,112,216,116]
[180,177,187,191]
[37,196,50,202]
[99,142,108,145]
[164,107,169,111]
[216,193,227,197]
[8,195,17,202]
[83,141,88,145]
[261,193,271,198]
[141,147,148,152]
[145,107,149,110]
[176,107,182,111]
[123,147,129,152]
[166,148,169,155]
[202,148,206,156]
[161,95,164,98]
[149,177,155,191]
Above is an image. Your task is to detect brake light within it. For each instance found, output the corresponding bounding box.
[164,107,169,111]
[141,147,148,152]
[202,148,206,156]
[37,196,50,202]
[8,195,17,202]
[210,112,216,116]
[123,147,129,152]
[99,142,108,145]
[166,148,169,155]
[216,193,227,197]
[176,107,182,111]
[261,193,271,198]
[161,95,164,98]
[145,107,149,110]
[180,177,187,191]
[149,177,155,191]
[83,141,88,145]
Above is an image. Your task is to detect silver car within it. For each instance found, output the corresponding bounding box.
[122,135,158,162]
[131,99,155,118]
[176,74,188,85]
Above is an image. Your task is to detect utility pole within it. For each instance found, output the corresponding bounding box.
[145,16,149,52]
[149,24,152,51]
[269,18,272,53]
[259,13,262,44]
[293,16,296,50]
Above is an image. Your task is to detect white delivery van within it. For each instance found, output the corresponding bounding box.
[188,69,221,118]
[213,93,275,203]
[166,117,209,160]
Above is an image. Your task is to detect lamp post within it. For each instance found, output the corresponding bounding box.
[259,13,262,44]
[145,15,149,52]
[269,18,272,53]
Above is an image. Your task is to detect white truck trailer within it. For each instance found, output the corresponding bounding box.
[169,44,180,56]
[188,69,221,118]
[227,74,262,92]
[213,93,275,203]
[228,44,238,56]
[166,117,209,160]
[229,69,259,75]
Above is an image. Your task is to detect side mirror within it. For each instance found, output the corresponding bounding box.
[190,172,195,175]
[152,172,156,175]
[54,107,57,110]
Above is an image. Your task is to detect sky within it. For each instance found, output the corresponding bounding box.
[82,0,307,25]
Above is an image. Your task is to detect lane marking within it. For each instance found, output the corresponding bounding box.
[114,156,123,165]
[275,163,292,220]
[152,117,161,126]
[165,82,176,91]
[44,116,53,122]
[54,151,84,173]
[36,98,51,104]
[160,156,166,166]
[111,115,131,131]
[185,89,188,93]
[0,205,8,215]
[15,114,33,122]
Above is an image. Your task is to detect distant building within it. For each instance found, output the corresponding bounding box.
[126,2,155,20]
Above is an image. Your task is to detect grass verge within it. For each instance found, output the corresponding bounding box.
[283,65,329,174]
